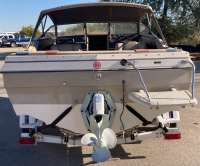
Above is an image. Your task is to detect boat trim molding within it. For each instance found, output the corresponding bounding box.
[5,57,189,63]
[0,67,192,73]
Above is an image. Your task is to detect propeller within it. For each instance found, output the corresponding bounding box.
[92,146,110,163]
[81,128,117,162]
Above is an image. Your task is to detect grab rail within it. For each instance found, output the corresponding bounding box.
[121,59,194,102]
[181,60,195,99]
[128,61,151,102]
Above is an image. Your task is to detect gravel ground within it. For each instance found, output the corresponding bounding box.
[0,48,200,166]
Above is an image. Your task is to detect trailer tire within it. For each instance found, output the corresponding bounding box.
[0,42,1,47]
[170,123,177,128]
[10,42,17,47]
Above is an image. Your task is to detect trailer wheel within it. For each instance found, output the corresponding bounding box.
[0,42,1,47]
[170,123,177,128]
[10,42,17,47]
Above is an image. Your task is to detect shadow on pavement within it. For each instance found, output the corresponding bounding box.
[84,144,146,165]
[110,144,146,160]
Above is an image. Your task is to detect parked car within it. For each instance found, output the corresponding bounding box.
[3,35,30,47]
[0,34,15,47]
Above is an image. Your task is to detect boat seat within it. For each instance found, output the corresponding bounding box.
[29,38,55,51]
[115,41,146,51]
[115,43,123,51]
[123,41,139,50]
[51,44,82,51]
[128,89,197,107]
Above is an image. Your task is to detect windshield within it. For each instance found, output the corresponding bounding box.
[37,22,155,43]
[87,23,108,34]
[40,26,56,39]
[0,35,3,38]
[58,24,84,36]
[110,23,137,34]
[56,23,138,36]
[139,23,154,37]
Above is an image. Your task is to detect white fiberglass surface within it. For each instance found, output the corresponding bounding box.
[13,103,181,134]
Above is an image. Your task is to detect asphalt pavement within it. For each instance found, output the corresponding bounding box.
[0,48,200,166]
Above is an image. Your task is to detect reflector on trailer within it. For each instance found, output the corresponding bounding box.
[19,138,35,144]
[165,133,181,139]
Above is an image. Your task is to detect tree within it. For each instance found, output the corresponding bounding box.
[100,0,200,46]
[20,25,41,38]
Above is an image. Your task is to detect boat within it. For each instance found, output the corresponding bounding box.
[0,2,197,163]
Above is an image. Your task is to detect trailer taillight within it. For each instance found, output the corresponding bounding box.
[19,138,35,144]
[165,133,181,139]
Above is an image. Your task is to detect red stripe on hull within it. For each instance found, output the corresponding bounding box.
[46,50,59,55]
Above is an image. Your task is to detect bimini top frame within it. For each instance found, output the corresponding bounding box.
[31,2,167,46]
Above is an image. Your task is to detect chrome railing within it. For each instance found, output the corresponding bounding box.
[122,59,195,102]
[127,61,151,102]
[181,60,195,99]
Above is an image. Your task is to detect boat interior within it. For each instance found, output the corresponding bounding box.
[29,22,168,53]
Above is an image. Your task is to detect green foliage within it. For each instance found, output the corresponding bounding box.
[100,0,200,46]
[20,25,41,38]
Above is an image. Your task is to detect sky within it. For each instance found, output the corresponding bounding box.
[0,0,98,32]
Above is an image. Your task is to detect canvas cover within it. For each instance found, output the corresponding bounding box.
[40,2,153,25]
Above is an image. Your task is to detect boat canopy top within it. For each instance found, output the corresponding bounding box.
[39,2,153,25]
[31,2,167,46]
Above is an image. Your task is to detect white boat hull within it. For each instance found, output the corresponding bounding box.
[1,52,194,134]
[13,103,181,134]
